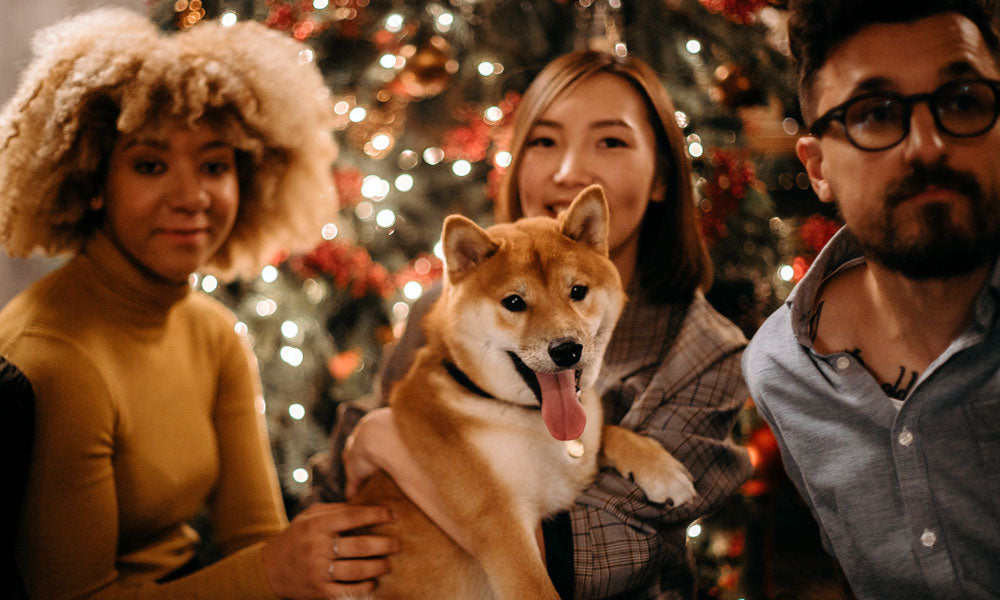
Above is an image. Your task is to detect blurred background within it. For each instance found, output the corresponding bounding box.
[2,1,851,598]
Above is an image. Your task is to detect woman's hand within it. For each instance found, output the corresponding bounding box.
[261,502,398,600]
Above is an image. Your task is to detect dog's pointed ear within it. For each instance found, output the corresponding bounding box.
[443,215,499,280]
[561,184,610,255]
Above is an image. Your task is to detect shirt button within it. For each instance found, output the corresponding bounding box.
[835,356,851,370]
[898,429,914,446]
[921,529,937,548]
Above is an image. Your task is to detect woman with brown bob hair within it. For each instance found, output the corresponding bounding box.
[321,50,752,599]
[0,9,398,599]
[496,49,712,304]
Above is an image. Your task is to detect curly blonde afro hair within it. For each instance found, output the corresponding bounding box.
[0,8,338,279]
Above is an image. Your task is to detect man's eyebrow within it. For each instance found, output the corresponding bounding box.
[850,76,896,95]
[940,60,981,78]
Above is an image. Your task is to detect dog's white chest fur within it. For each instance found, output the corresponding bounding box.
[453,387,603,522]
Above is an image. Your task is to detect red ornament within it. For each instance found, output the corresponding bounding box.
[698,148,757,245]
[332,167,365,208]
[393,253,443,290]
[291,240,396,298]
[799,214,841,255]
[699,0,769,25]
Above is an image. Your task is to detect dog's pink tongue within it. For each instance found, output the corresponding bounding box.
[538,370,586,441]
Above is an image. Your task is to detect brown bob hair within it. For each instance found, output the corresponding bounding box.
[495,50,712,304]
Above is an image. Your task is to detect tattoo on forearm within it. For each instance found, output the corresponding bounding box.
[845,347,918,400]
[808,301,824,342]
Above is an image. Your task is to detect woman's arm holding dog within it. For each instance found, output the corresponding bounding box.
[343,407,477,556]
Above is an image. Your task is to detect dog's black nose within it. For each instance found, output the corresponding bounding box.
[549,340,583,368]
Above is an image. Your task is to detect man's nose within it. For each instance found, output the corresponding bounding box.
[902,103,948,166]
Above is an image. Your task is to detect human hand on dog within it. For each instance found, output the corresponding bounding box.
[261,502,398,600]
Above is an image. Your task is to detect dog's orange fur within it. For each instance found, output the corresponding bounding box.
[349,185,695,599]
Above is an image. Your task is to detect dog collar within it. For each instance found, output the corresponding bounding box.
[442,360,495,399]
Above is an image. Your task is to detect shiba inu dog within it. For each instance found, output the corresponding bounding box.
[349,185,696,599]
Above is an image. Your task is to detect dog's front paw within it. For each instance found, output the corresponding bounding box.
[602,425,698,507]
[631,449,697,507]
[621,435,697,507]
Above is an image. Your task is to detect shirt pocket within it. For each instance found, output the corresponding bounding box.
[964,398,1000,509]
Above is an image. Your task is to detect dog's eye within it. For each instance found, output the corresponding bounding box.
[570,285,588,301]
[501,294,527,312]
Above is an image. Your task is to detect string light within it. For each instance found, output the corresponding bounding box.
[423,147,445,165]
[393,301,410,320]
[281,321,299,339]
[321,223,339,240]
[261,265,279,283]
[398,150,419,169]
[349,107,367,123]
[494,151,512,168]
[687,523,703,538]
[355,201,374,220]
[220,11,238,27]
[292,468,309,483]
[478,61,495,77]
[394,173,414,192]
[375,209,396,228]
[361,175,390,200]
[686,39,702,54]
[403,281,423,300]
[280,346,304,367]
[483,106,504,124]
[778,265,795,282]
[200,275,218,293]
[452,160,472,177]
[256,299,278,317]
[288,403,306,420]
[385,13,404,32]
[379,54,397,69]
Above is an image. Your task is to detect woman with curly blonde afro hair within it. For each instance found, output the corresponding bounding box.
[0,9,399,600]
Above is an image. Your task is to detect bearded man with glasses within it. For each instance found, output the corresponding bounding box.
[742,1,1000,598]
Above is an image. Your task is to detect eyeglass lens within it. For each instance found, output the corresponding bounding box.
[844,81,998,150]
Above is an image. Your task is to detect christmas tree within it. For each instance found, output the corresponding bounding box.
[153,1,847,597]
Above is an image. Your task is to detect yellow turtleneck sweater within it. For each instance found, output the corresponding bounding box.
[0,232,286,599]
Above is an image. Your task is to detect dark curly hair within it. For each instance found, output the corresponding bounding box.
[788,0,1000,121]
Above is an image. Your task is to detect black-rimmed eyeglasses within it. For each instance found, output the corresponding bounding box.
[808,78,1000,152]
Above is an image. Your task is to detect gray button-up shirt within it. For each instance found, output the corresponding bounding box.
[743,227,1000,600]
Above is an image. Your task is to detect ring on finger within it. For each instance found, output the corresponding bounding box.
[328,560,336,581]
[332,535,341,558]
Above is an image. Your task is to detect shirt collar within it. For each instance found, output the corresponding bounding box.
[787,226,1000,347]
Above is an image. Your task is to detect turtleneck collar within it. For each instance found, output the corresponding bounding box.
[79,231,192,322]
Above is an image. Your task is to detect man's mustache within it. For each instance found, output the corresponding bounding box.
[884,161,983,209]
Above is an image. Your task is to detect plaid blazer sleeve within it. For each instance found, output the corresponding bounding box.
[555,346,752,599]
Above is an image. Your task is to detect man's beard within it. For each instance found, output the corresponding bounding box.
[852,162,1000,280]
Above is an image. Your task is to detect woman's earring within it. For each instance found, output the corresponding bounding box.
[89,196,104,211]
